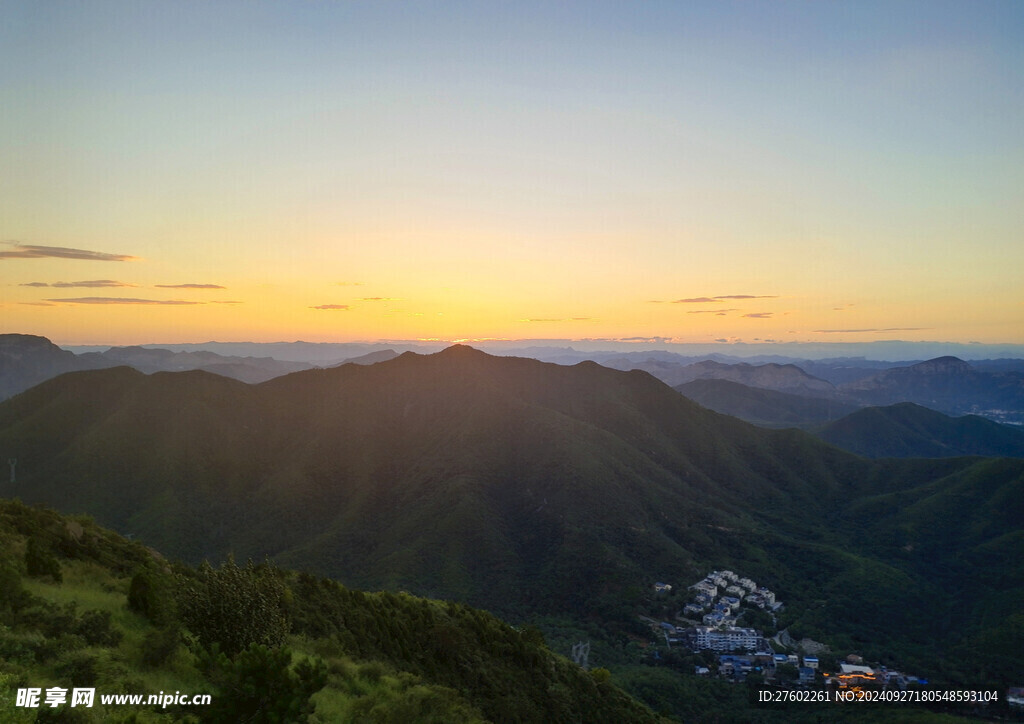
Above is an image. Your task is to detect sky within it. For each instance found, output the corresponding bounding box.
[2,0,1022,346]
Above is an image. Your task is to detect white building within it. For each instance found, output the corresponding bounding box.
[691,581,718,598]
[692,626,761,652]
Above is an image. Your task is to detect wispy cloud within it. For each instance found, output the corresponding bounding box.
[743,312,773,318]
[359,297,402,301]
[45,297,200,305]
[619,336,674,343]
[19,302,56,306]
[687,308,738,314]
[519,318,565,322]
[211,300,243,304]
[310,304,349,310]
[336,281,364,286]
[155,283,226,289]
[650,294,778,303]
[0,242,137,261]
[715,294,777,300]
[814,327,929,333]
[20,280,135,288]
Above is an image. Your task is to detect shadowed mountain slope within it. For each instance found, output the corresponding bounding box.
[0,347,864,608]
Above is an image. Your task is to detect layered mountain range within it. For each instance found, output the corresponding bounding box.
[670,356,1024,427]
[675,379,1024,458]
[0,334,317,397]
[0,345,1021,691]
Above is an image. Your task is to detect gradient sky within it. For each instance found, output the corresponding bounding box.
[3,1,1022,345]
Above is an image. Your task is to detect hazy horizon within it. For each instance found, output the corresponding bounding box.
[50,335,1024,363]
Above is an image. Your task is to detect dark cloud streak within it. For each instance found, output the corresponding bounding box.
[21,280,134,288]
[651,294,778,303]
[1,243,136,261]
[45,297,200,305]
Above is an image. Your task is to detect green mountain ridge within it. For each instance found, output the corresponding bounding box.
[814,402,1024,458]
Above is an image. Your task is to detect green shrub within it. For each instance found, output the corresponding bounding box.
[127,567,174,625]
[177,558,290,657]
[25,538,62,582]
[55,650,99,687]
[75,610,121,647]
[0,562,30,611]
[198,643,327,723]
[141,624,181,668]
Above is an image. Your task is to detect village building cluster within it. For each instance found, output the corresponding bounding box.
[681,569,783,629]
[648,570,783,656]
[699,652,928,691]
[646,573,931,693]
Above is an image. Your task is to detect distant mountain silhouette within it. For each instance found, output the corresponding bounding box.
[78,344,314,382]
[0,334,314,399]
[839,356,1024,423]
[675,378,859,428]
[604,357,839,396]
[329,349,400,367]
[814,402,1024,458]
[0,334,85,400]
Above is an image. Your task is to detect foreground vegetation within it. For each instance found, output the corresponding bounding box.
[0,499,663,723]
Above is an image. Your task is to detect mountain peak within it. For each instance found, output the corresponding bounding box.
[0,333,66,352]
[909,356,973,374]
[435,344,487,358]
